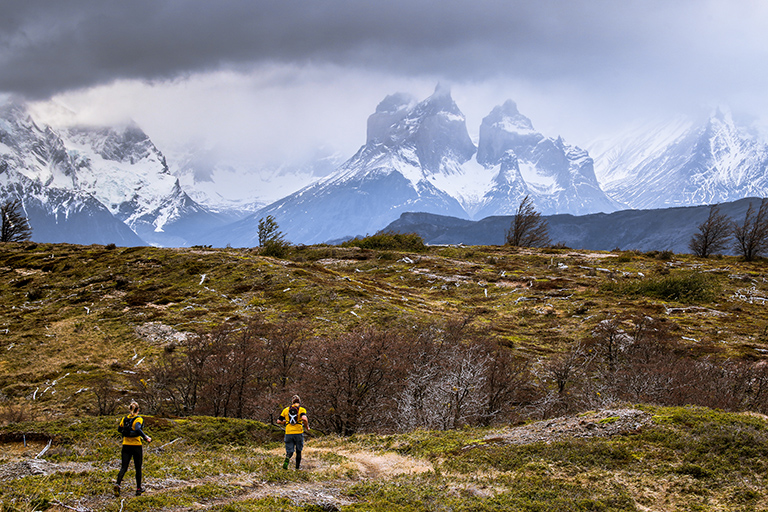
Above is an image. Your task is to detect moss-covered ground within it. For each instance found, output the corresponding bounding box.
[1,242,767,420]
[1,407,767,511]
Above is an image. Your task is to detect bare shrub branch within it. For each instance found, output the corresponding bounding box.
[505,195,551,248]
[689,204,732,257]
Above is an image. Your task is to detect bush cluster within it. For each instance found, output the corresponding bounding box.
[606,270,720,303]
[341,232,426,252]
[117,311,768,437]
[129,316,533,435]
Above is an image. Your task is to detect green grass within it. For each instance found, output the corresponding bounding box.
[604,270,722,303]
[4,407,766,511]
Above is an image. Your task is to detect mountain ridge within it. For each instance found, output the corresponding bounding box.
[0,100,226,246]
[383,197,763,254]
[4,94,768,249]
[591,109,768,210]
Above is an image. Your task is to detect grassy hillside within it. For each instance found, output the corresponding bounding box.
[1,241,767,419]
[1,241,768,509]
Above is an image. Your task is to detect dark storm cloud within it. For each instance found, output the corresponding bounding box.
[0,0,729,99]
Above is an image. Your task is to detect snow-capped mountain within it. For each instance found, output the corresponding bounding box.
[205,86,618,246]
[60,122,223,246]
[11,88,766,250]
[0,100,224,246]
[592,109,768,209]
[0,101,143,245]
[473,100,619,217]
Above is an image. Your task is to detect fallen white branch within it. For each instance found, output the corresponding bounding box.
[156,437,184,451]
[50,500,93,512]
[36,439,52,459]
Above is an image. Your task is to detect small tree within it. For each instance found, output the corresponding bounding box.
[92,377,119,416]
[257,215,289,257]
[689,204,732,257]
[732,199,768,261]
[505,195,551,247]
[0,199,32,242]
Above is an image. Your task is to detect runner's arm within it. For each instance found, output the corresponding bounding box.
[133,421,152,443]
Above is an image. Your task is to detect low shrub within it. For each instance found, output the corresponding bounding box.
[605,270,720,303]
[259,240,290,258]
[341,232,426,252]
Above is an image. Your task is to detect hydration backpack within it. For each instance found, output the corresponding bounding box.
[288,406,300,425]
[117,416,139,437]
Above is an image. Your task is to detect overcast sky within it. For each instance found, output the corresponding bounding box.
[2,0,767,179]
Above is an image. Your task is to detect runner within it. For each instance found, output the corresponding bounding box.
[113,401,152,496]
[277,395,309,469]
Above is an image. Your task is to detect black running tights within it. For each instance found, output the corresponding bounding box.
[116,444,143,487]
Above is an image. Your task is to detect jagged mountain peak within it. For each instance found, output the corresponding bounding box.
[0,100,45,139]
[367,93,418,145]
[417,82,459,114]
[363,84,476,174]
[66,121,169,171]
[488,100,535,132]
[476,100,543,167]
[207,89,620,246]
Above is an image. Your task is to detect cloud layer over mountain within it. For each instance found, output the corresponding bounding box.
[2,1,767,203]
[3,1,766,104]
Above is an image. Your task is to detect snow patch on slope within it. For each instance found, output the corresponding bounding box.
[428,158,496,208]
[590,116,693,187]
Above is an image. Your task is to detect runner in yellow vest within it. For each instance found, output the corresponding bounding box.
[113,401,152,496]
[277,395,309,469]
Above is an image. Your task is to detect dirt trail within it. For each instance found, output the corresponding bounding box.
[306,446,434,479]
[0,439,433,511]
[143,446,434,511]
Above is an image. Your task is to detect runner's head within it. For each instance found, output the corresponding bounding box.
[129,401,140,415]
[291,395,301,406]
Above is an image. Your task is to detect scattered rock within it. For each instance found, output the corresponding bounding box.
[134,322,191,346]
[481,409,652,447]
[0,459,94,481]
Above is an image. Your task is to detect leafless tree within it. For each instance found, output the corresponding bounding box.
[590,318,632,374]
[480,346,535,425]
[92,377,119,416]
[203,330,239,417]
[437,342,491,429]
[547,344,587,395]
[505,195,551,247]
[304,327,404,435]
[689,204,732,257]
[229,321,268,418]
[0,199,32,243]
[259,317,311,389]
[148,329,220,415]
[733,198,768,261]
[392,323,449,431]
